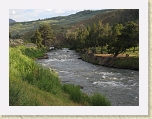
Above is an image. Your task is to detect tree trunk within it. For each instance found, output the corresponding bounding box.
[133,46,136,52]
[113,52,119,58]
[100,46,103,54]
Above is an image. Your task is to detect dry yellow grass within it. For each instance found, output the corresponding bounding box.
[94,54,137,58]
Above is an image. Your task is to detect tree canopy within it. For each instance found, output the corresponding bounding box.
[38,23,54,47]
[31,23,54,48]
[65,20,139,57]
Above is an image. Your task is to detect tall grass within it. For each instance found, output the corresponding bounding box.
[9,47,68,105]
[90,93,111,106]
[10,47,61,94]
[19,46,47,58]
[62,84,85,103]
[62,84,111,106]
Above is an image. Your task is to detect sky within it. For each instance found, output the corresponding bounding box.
[9,9,85,22]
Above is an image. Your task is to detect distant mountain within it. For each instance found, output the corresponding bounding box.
[9,18,16,24]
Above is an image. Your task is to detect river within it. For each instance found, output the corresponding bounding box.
[37,48,139,106]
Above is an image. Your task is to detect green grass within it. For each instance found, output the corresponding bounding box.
[9,46,79,105]
[90,93,111,106]
[113,57,139,70]
[18,46,48,59]
[9,46,111,106]
[62,84,111,106]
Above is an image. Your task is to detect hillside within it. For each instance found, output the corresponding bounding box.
[69,9,139,31]
[9,9,112,37]
[9,9,139,42]
[9,18,16,24]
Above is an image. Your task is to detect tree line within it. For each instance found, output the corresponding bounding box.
[65,20,139,57]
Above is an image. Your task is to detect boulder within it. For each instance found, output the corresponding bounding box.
[38,54,49,59]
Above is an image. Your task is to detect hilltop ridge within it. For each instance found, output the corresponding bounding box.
[9,9,139,42]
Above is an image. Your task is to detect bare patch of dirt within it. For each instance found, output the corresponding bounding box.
[94,54,136,58]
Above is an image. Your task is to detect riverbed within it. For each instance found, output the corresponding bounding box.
[37,48,139,106]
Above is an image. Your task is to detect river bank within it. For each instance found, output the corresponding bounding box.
[9,46,111,106]
[81,53,139,70]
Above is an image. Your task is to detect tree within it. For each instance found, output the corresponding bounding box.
[31,29,42,48]
[31,36,36,43]
[76,27,89,49]
[97,20,105,53]
[119,21,139,51]
[38,23,54,47]
[108,22,139,57]
[15,33,20,39]
[92,23,98,47]
[90,23,98,53]
[9,32,11,38]
[107,23,124,57]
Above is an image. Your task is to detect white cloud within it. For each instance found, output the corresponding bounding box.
[12,10,15,14]
[9,9,83,22]
[54,9,64,14]
[45,9,52,11]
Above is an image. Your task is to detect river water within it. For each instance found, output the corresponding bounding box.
[37,48,139,106]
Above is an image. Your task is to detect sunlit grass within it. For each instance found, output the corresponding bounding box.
[9,46,79,106]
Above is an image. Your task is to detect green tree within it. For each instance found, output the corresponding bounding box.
[97,20,105,53]
[31,36,36,43]
[9,32,11,38]
[76,27,89,49]
[107,23,124,57]
[14,33,20,39]
[38,23,54,47]
[31,29,42,48]
[108,22,139,57]
[89,23,98,53]
[119,21,139,51]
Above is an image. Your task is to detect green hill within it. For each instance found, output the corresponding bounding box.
[9,9,139,42]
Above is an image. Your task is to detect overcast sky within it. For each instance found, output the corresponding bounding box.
[9,9,85,22]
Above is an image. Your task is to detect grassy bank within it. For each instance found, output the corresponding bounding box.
[9,46,111,106]
[81,53,139,70]
[112,57,139,70]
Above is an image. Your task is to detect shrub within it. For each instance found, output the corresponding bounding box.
[90,93,111,106]
[62,84,83,103]
[62,84,111,106]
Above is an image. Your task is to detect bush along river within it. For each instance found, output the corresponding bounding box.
[37,48,139,106]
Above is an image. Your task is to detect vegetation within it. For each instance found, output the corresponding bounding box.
[31,29,43,48]
[9,9,138,42]
[66,20,139,57]
[108,21,139,57]
[9,9,139,105]
[9,46,111,106]
[31,23,54,47]
[20,46,47,59]
[90,93,111,106]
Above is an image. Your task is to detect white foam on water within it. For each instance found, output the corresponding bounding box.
[93,81,126,87]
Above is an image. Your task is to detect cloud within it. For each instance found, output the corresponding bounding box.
[9,10,16,15]
[54,9,64,14]
[12,10,15,14]
[45,9,52,12]
[9,9,83,22]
